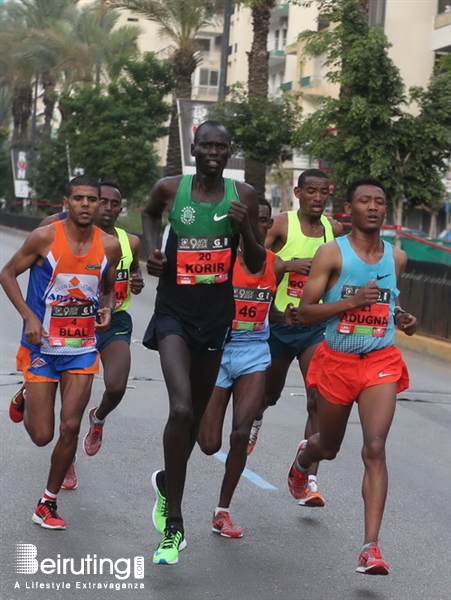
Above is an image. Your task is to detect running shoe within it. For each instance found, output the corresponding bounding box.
[32,500,66,530]
[61,455,78,490]
[152,525,187,565]
[298,479,325,507]
[287,440,309,499]
[83,407,103,456]
[10,384,26,423]
[247,420,262,456]
[356,543,389,575]
[151,470,168,534]
[212,511,243,538]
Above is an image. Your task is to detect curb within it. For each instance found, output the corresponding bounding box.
[395,331,451,362]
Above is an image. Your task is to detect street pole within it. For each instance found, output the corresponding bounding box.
[218,0,233,101]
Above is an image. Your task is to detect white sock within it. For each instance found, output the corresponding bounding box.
[41,489,57,504]
[92,409,105,425]
[308,475,317,483]
[295,455,309,473]
[215,507,229,516]
[252,418,263,427]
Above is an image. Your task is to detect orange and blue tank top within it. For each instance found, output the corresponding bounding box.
[22,220,108,355]
[231,249,277,342]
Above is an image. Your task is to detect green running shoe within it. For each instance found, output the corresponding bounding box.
[151,470,168,534]
[153,525,187,565]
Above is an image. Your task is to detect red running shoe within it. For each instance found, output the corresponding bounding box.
[287,440,309,499]
[298,479,325,508]
[10,385,25,423]
[61,455,78,490]
[212,511,243,538]
[32,500,66,530]
[83,407,104,456]
[356,543,389,575]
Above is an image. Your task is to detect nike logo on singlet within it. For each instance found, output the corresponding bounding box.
[376,274,390,280]
[213,214,228,221]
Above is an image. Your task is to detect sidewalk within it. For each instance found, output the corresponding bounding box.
[395,330,451,362]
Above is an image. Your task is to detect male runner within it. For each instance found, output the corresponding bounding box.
[1,175,120,529]
[142,120,265,564]
[248,169,343,508]
[198,198,294,537]
[82,182,144,458]
[289,177,417,575]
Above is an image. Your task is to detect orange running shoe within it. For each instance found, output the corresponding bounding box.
[298,479,325,507]
[83,407,104,456]
[61,455,78,490]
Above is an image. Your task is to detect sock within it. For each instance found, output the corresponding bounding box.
[166,517,183,533]
[41,489,57,504]
[308,475,317,483]
[92,409,105,425]
[295,455,309,473]
[362,541,375,551]
[215,507,229,516]
[252,418,263,427]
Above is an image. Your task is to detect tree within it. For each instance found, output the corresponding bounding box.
[58,53,173,200]
[242,0,276,193]
[102,0,224,176]
[211,84,302,196]
[293,0,451,227]
[28,137,70,209]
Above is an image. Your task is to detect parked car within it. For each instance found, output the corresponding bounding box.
[380,225,429,239]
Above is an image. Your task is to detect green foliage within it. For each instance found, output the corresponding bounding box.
[28,137,69,209]
[59,53,173,202]
[293,0,451,221]
[211,84,302,166]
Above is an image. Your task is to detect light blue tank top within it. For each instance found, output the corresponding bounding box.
[324,236,399,354]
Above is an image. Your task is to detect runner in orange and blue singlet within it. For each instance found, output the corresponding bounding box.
[1,175,120,530]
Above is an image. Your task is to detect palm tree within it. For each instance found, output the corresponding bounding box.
[245,0,275,195]
[102,0,224,175]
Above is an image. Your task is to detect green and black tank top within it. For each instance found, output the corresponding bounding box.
[155,175,240,329]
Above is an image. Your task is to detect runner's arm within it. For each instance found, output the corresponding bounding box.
[265,213,286,251]
[97,237,121,332]
[0,228,54,344]
[128,233,144,295]
[392,247,417,336]
[298,243,380,324]
[232,183,265,274]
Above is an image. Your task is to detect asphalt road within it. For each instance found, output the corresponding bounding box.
[0,226,450,600]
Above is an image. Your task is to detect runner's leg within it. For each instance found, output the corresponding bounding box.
[96,339,131,420]
[198,386,232,455]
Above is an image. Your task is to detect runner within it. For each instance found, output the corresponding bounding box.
[141,120,265,564]
[82,182,144,458]
[248,169,343,508]
[198,198,295,537]
[1,175,120,528]
[289,177,417,575]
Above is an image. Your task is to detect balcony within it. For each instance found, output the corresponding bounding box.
[268,41,287,67]
[271,1,289,17]
[300,76,325,97]
[431,11,451,52]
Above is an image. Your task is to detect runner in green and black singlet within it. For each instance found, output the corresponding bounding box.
[141,121,265,566]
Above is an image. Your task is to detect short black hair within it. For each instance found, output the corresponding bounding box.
[193,120,232,144]
[258,197,272,218]
[100,180,123,198]
[297,169,329,188]
[346,177,387,203]
[66,175,100,197]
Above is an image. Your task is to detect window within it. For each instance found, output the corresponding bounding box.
[127,17,138,22]
[196,38,211,53]
[199,69,219,88]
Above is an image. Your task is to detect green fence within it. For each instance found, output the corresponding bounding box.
[381,236,451,267]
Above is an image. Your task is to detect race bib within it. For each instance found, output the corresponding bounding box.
[337,285,390,337]
[287,272,308,299]
[176,235,232,285]
[232,287,272,331]
[48,304,96,348]
[115,269,129,309]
